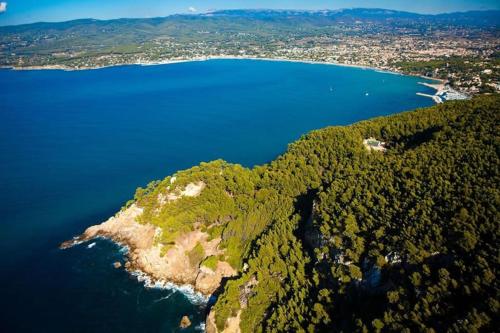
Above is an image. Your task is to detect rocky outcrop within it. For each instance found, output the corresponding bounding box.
[196,261,236,295]
[60,182,237,296]
[60,204,153,250]
[206,310,241,333]
[128,230,236,294]
[159,180,206,203]
[179,315,192,329]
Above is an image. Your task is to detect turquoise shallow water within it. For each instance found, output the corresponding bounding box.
[0,59,436,332]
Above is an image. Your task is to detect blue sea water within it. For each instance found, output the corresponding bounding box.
[0,59,436,332]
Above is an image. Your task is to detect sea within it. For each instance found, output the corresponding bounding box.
[0,59,437,332]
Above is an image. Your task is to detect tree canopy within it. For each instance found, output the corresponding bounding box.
[131,95,499,332]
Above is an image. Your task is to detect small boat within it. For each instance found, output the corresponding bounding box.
[365,92,369,96]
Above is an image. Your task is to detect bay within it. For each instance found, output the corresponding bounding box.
[0,59,436,332]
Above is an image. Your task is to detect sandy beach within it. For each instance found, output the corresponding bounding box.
[3,55,425,79]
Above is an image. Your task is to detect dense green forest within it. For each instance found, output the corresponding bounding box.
[131,95,499,332]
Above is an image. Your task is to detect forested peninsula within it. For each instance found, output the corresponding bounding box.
[63,95,499,332]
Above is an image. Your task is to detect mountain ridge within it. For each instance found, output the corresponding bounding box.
[1,8,499,29]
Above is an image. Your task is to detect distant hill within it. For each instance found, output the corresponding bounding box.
[1,8,497,51]
[0,7,497,93]
[2,8,499,31]
[207,8,500,27]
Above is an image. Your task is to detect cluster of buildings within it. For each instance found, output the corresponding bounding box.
[1,21,498,96]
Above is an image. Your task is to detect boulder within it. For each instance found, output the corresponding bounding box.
[179,315,191,329]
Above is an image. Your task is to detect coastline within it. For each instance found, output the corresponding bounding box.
[2,55,438,81]
[38,55,445,316]
[130,269,208,305]
[78,235,209,304]
[4,55,449,105]
[3,56,383,72]
[60,201,237,302]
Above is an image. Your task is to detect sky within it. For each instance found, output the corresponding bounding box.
[0,0,499,26]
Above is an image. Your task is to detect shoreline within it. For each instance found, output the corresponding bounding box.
[60,202,236,302]
[2,55,441,82]
[62,228,214,302]
[130,269,208,305]
[4,56,448,105]
[74,235,209,304]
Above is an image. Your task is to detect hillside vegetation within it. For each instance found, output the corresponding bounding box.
[130,95,499,332]
[2,9,497,95]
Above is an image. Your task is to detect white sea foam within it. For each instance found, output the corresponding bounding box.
[60,236,85,249]
[87,242,96,249]
[91,236,129,254]
[71,237,85,246]
[118,244,130,254]
[130,270,208,305]
[195,323,206,331]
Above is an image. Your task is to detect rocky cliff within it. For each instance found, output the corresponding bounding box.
[61,182,237,296]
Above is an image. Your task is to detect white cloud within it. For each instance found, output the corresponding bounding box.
[188,6,197,13]
[0,2,7,13]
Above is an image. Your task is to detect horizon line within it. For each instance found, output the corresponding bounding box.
[1,7,499,28]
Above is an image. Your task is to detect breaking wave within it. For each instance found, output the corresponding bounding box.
[130,270,208,305]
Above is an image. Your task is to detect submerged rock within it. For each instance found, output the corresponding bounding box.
[113,262,122,269]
